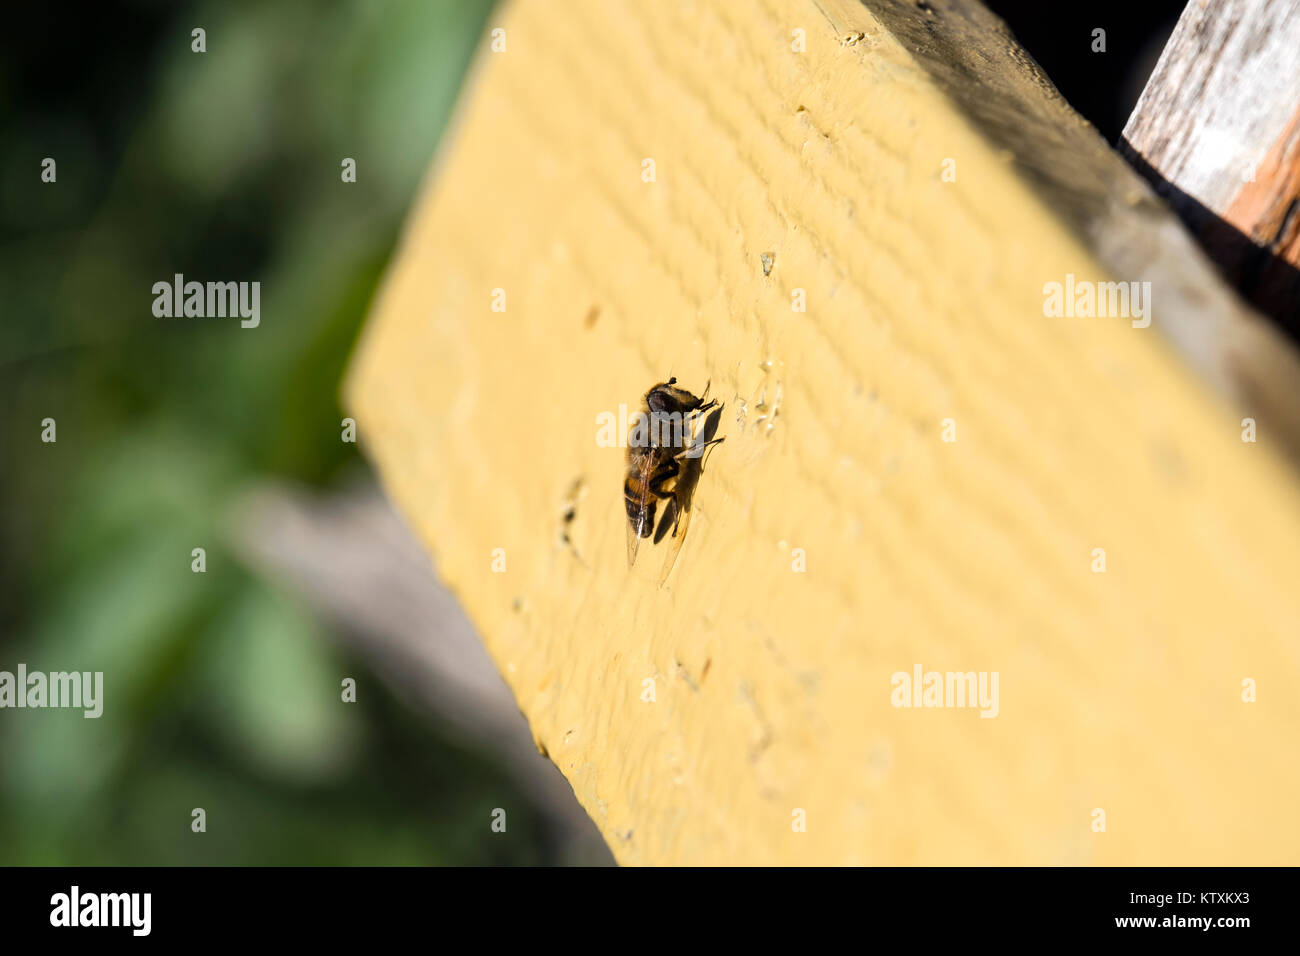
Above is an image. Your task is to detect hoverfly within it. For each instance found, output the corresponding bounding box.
[624,377,724,584]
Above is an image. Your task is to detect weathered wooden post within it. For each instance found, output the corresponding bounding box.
[1121,0,1300,329]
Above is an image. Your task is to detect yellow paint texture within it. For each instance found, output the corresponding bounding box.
[346,0,1300,864]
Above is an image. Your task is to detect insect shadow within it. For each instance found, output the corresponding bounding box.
[653,403,724,545]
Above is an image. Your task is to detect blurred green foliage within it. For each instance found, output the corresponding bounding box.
[0,0,574,864]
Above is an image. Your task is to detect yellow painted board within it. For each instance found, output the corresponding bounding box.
[346,0,1300,864]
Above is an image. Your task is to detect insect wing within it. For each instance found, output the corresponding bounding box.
[626,513,644,567]
[625,449,657,568]
[657,495,691,586]
[657,406,723,585]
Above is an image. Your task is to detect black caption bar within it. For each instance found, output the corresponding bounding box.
[0,866,1287,942]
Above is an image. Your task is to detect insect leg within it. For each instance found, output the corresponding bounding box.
[674,437,725,461]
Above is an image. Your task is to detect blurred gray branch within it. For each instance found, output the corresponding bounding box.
[227,478,613,865]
